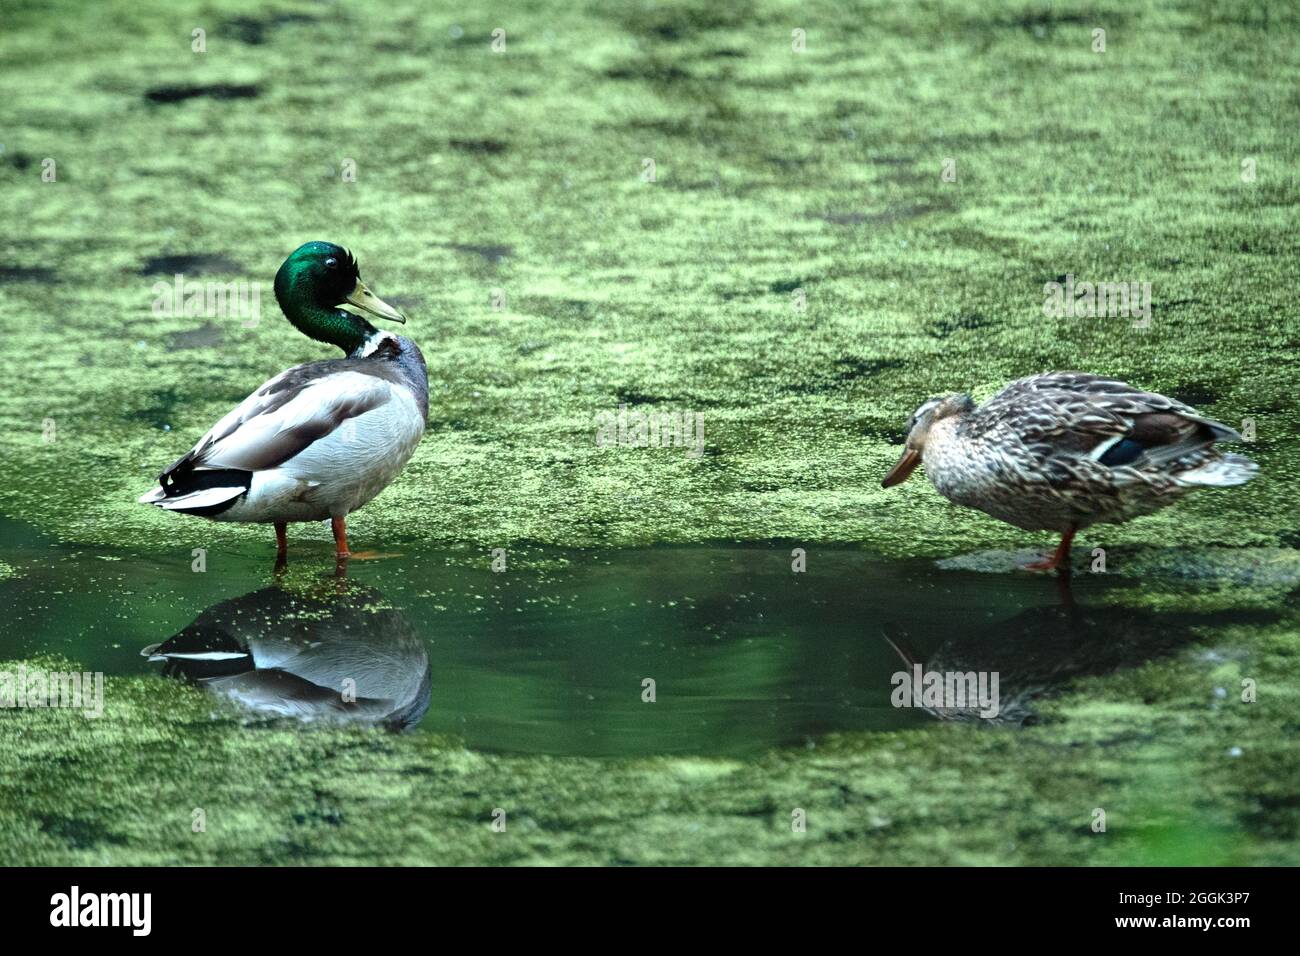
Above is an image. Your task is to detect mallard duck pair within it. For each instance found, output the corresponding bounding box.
[883,372,1258,571]
[140,243,1258,571]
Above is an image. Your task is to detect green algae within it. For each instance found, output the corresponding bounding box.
[2,0,1297,558]
[2,0,1299,865]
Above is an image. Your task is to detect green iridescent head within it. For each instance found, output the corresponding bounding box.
[273,241,406,353]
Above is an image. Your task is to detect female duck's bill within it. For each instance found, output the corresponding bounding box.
[881,448,921,487]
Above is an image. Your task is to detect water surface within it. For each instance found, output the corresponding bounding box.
[0,516,1214,757]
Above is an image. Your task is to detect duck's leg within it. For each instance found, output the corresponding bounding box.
[332,516,351,576]
[331,514,384,561]
[1023,525,1077,573]
[274,522,288,560]
[331,516,351,559]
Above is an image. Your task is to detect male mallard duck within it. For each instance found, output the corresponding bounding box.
[882,372,1258,571]
[138,241,427,562]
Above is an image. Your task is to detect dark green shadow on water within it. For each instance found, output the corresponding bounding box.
[0,515,1240,758]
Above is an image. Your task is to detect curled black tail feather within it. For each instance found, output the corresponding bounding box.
[154,466,253,516]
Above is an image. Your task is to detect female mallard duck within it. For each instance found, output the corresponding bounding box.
[138,241,427,562]
[882,372,1258,572]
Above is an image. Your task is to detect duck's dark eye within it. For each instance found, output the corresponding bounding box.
[324,257,338,270]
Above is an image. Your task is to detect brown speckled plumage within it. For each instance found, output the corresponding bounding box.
[884,372,1258,568]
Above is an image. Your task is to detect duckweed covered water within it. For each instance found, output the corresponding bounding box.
[2,0,1299,865]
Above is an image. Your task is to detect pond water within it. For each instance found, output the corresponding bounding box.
[0,515,1217,757]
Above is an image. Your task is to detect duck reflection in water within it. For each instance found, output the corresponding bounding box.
[143,579,431,730]
[884,592,1241,725]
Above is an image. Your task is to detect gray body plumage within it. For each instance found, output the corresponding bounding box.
[139,331,428,522]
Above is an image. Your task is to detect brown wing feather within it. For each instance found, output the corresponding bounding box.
[978,372,1239,468]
